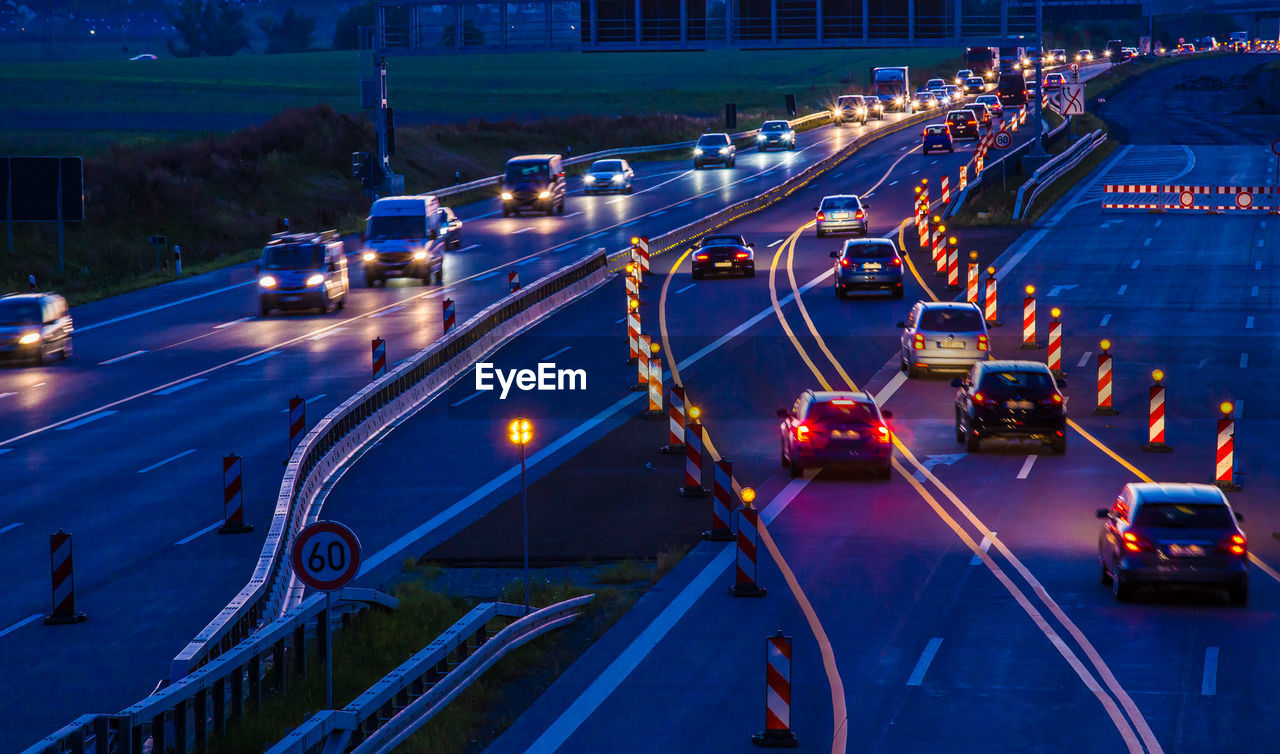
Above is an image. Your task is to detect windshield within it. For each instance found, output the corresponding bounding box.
[977,96,997,104]
[263,245,324,270]
[918,308,984,331]
[821,197,861,210]
[367,215,426,241]
[807,401,878,424]
[697,135,728,147]
[0,301,40,325]
[591,160,623,172]
[762,122,789,131]
[1134,503,1234,528]
[505,161,549,183]
[842,242,894,259]
[978,370,1054,393]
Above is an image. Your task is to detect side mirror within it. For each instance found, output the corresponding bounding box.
[1235,511,1244,522]
[1095,508,1111,519]
[881,409,893,419]
[776,408,788,418]
[830,251,838,258]
[747,242,755,249]
[862,202,870,208]
[951,377,964,388]
[896,321,907,329]
[812,206,819,212]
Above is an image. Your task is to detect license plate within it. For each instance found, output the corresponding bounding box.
[715,261,732,268]
[1168,544,1205,557]
[832,430,860,440]
[281,295,301,302]
[832,212,849,220]
[1006,400,1033,409]
[939,341,965,349]
[862,263,882,271]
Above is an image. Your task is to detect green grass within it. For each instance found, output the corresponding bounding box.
[594,560,651,585]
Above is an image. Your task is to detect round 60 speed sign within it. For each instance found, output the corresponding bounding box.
[291,521,362,591]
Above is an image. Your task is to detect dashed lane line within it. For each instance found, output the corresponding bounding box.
[138,449,198,474]
[906,638,943,686]
[99,350,148,365]
[1016,455,1037,479]
[154,378,207,396]
[174,521,222,546]
[55,410,118,431]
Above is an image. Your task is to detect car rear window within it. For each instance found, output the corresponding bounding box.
[924,125,948,135]
[1133,503,1234,528]
[806,400,878,424]
[978,370,1054,393]
[948,113,976,123]
[821,197,862,210]
[919,308,984,331]
[841,242,894,259]
[702,235,745,247]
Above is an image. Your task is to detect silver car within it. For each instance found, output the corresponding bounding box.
[930,88,953,106]
[814,194,868,237]
[898,301,990,377]
[583,159,634,194]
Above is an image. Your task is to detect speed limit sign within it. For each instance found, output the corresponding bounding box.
[994,131,1013,149]
[291,521,362,591]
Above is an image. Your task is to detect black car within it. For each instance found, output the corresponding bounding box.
[946,110,980,139]
[436,206,464,249]
[953,360,1066,453]
[963,76,986,95]
[831,238,903,298]
[691,234,755,279]
[500,154,566,216]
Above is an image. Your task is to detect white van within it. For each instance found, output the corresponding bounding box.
[361,195,445,286]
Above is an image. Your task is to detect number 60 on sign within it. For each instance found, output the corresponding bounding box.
[291,520,362,591]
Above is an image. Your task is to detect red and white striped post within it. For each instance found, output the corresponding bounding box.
[932,221,946,276]
[632,236,651,288]
[946,239,960,290]
[508,270,520,293]
[441,298,455,333]
[371,336,387,380]
[288,395,305,454]
[218,453,253,534]
[625,266,639,299]
[1094,339,1118,415]
[1142,369,1173,452]
[730,506,767,597]
[753,631,798,747]
[983,266,1000,326]
[1047,308,1063,375]
[1020,285,1039,349]
[681,421,710,497]
[626,298,641,364]
[662,386,686,453]
[913,186,924,235]
[920,179,929,210]
[941,175,951,204]
[45,530,86,624]
[966,252,979,303]
[645,356,664,417]
[1215,402,1242,491]
[703,459,736,541]
[633,334,651,391]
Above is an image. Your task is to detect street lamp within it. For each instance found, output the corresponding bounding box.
[507,417,534,613]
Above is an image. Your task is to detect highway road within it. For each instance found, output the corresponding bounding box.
[1,69,1054,745]
[470,58,1280,752]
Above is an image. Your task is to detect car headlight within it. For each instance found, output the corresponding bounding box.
[258,275,277,288]
[612,174,623,183]
[18,332,40,345]
[362,251,376,262]
[501,191,513,200]
[305,273,325,287]
[719,147,729,154]
[413,250,428,260]
[583,174,596,183]
[538,190,551,199]
[757,134,766,141]
[693,147,703,155]
[895,96,904,104]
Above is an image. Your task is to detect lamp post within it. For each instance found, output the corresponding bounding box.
[507,417,534,613]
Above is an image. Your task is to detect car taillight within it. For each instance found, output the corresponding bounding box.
[854,209,865,219]
[1040,393,1064,406]
[1218,533,1247,556]
[971,392,986,405]
[1122,531,1153,552]
[876,424,891,443]
[889,257,902,267]
[977,334,989,351]
[912,333,925,350]
[735,251,750,259]
[839,258,851,267]
[816,211,826,221]
[795,423,811,443]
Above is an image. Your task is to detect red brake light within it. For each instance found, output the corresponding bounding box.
[816,211,826,221]
[795,423,811,443]
[839,258,851,267]
[854,209,865,219]
[1121,531,1153,552]
[912,333,925,350]
[876,424,891,443]
[972,392,985,405]
[977,334,989,352]
[1218,533,1247,556]
[889,257,902,267]
[1040,393,1063,406]
[735,251,750,259]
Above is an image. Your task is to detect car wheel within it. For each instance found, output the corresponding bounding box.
[556,201,565,215]
[965,424,980,452]
[949,147,955,153]
[789,143,796,151]
[907,363,922,379]
[835,284,845,300]
[626,185,633,194]
[1099,557,1113,586]
[876,464,892,480]
[34,343,44,366]
[744,266,755,278]
[337,297,346,311]
[502,208,511,218]
[955,411,965,442]
[60,337,73,361]
[434,263,444,285]
[1229,582,1249,606]
[1112,574,1132,602]
[729,157,736,167]
[789,457,803,478]
[816,229,824,238]
[1051,436,1066,454]
[893,284,904,299]
[259,302,271,317]
[546,203,555,217]
[693,161,702,170]
[691,269,702,280]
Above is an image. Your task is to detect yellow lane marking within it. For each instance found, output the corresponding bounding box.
[657,247,693,387]
[785,228,860,392]
[770,228,834,391]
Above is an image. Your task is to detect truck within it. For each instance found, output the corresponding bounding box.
[1105,39,1125,59]
[965,46,1000,78]
[870,67,910,111]
[1229,31,1249,50]
[999,45,1026,74]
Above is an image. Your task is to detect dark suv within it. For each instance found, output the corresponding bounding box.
[831,238,903,298]
[952,360,1066,453]
[0,292,73,365]
[500,154,566,217]
[946,110,980,139]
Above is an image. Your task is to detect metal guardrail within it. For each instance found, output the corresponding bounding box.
[1013,129,1107,220]
[267,595,594,753]
[430,110,832,200]
[25,588,398,754]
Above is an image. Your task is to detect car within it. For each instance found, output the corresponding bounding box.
[1043,72,1066,93]
[582,159,634,194]
[898,300,989,377]
[921,123,954,154]
[1076,49,1095,62]
[0,292,73,365]
[946,110,980,139]
[777,391,894,479]
[1026,80,1040,100]
[693,133,735,169]
[974,94,1003,118]
[964,102,991,128]
[925,78,947,91]
[861,95,886,120]
[436,206,464,249]
[998,72,1028,107]
[830,238,902,298]
[834,94,867,125]
[500,154,566,216]
[943,84,963,102]
[952,360,1065,452]
[954,68,974,86]
[814,194,868,237]
[930,88,953,107]
[963,76,986,95]
[1175,43,1194,54]
[257,230,349,315]
[911,91,939,111]
[757,120,797,151]
[691,234,754,278]
[1096,483,1249,604]
[1048,48,1066,64]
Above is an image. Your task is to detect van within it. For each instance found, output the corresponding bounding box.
[997,72,1027,108]
[360,195,445,286]
[501,154,566,217]
[0,292,73,364]
[257,230,349,315]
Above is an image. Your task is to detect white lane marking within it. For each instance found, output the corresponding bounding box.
[614,316,626,324]
[1262,221,1268,228]
[370,305,403,319]
[451,391,484,408]
[929,159,939,165]
[515,257,541,267]
[1077,351,1093,368]
[279,394,327,412]
[674,200,694,208]
[0,522,22,534]
[0,614,42,640]
[1017,455,1037,479]
[1256,261,1263,270]
[1235,400,1244,418]
[154,378,206,396]
[969,533,996,565]
[236,350,281,366]
[874,370,908,405]
[138,448,198,474]
[214,316,252,330]
[76,280,256,333]
[1047,285,1076,297]
[0,449,10,455]
[1258,239,1265,248]
[906,638,944,686]
[1117,284,1127,295]
[99,349,148,365]
[522,478,811,753]
[1240,353,1249,369]
[1143,238,1151,247]
[474,270,500,281]
[562,212,582,219]
[1252,286,1259,297]
[675,284,697,294]
[910,169,921,175]
[55,410,118,431]
[0,392,13,400]
[1246,316,1255,329]
[510,227,535,234]
[1099,313,1112,326]
[1131,259,1141,269]
[1154,219,1162,227]
[541,346,572,361]
[452,243,482,253]
[889,180,899,186]
[768,239,784,248]
[1201,647,1219,696]
[650,210,667,217]
[174,521,222,546]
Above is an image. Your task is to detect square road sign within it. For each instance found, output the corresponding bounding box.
[1057,83,1085,115]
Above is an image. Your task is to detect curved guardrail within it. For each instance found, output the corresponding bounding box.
[1012,128,1107,219]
